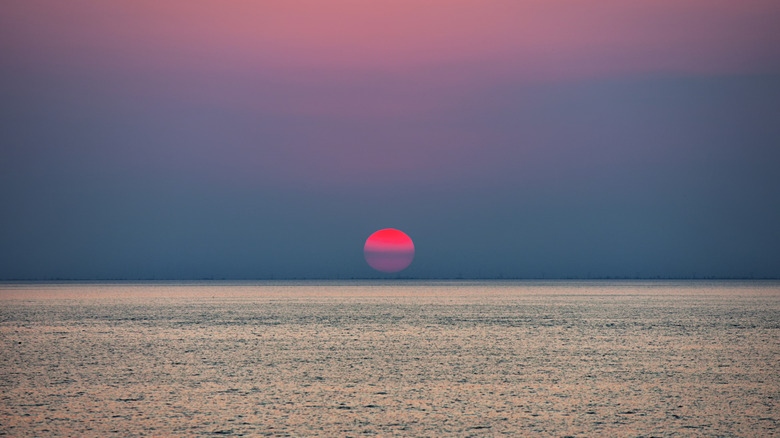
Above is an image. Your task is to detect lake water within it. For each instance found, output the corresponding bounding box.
[1,280,778,436]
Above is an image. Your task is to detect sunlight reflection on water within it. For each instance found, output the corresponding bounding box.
[1,280,778,436]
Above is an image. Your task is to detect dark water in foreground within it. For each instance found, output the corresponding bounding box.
[1,280,778,436]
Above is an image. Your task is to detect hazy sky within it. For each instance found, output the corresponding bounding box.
[2,1,779,279]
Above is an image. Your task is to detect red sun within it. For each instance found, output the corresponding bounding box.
[364,229,415,273]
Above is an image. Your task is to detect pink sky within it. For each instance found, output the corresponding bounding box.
[1,1,780,279]
[2,0,779,188]
[4,1,779,80]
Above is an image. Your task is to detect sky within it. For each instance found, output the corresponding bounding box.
[1,0,779,279]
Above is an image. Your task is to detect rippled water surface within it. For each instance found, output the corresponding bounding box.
[1,280,779,436]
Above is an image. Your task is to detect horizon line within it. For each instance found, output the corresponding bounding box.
[1,276,779,283]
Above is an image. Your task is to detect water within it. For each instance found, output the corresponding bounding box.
[1,280,778,436]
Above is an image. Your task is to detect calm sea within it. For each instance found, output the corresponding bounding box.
[1,280,778,436]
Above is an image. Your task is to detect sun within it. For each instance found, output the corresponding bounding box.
[364,229,415,273]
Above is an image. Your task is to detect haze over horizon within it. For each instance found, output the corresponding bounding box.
[2,1,779,280]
